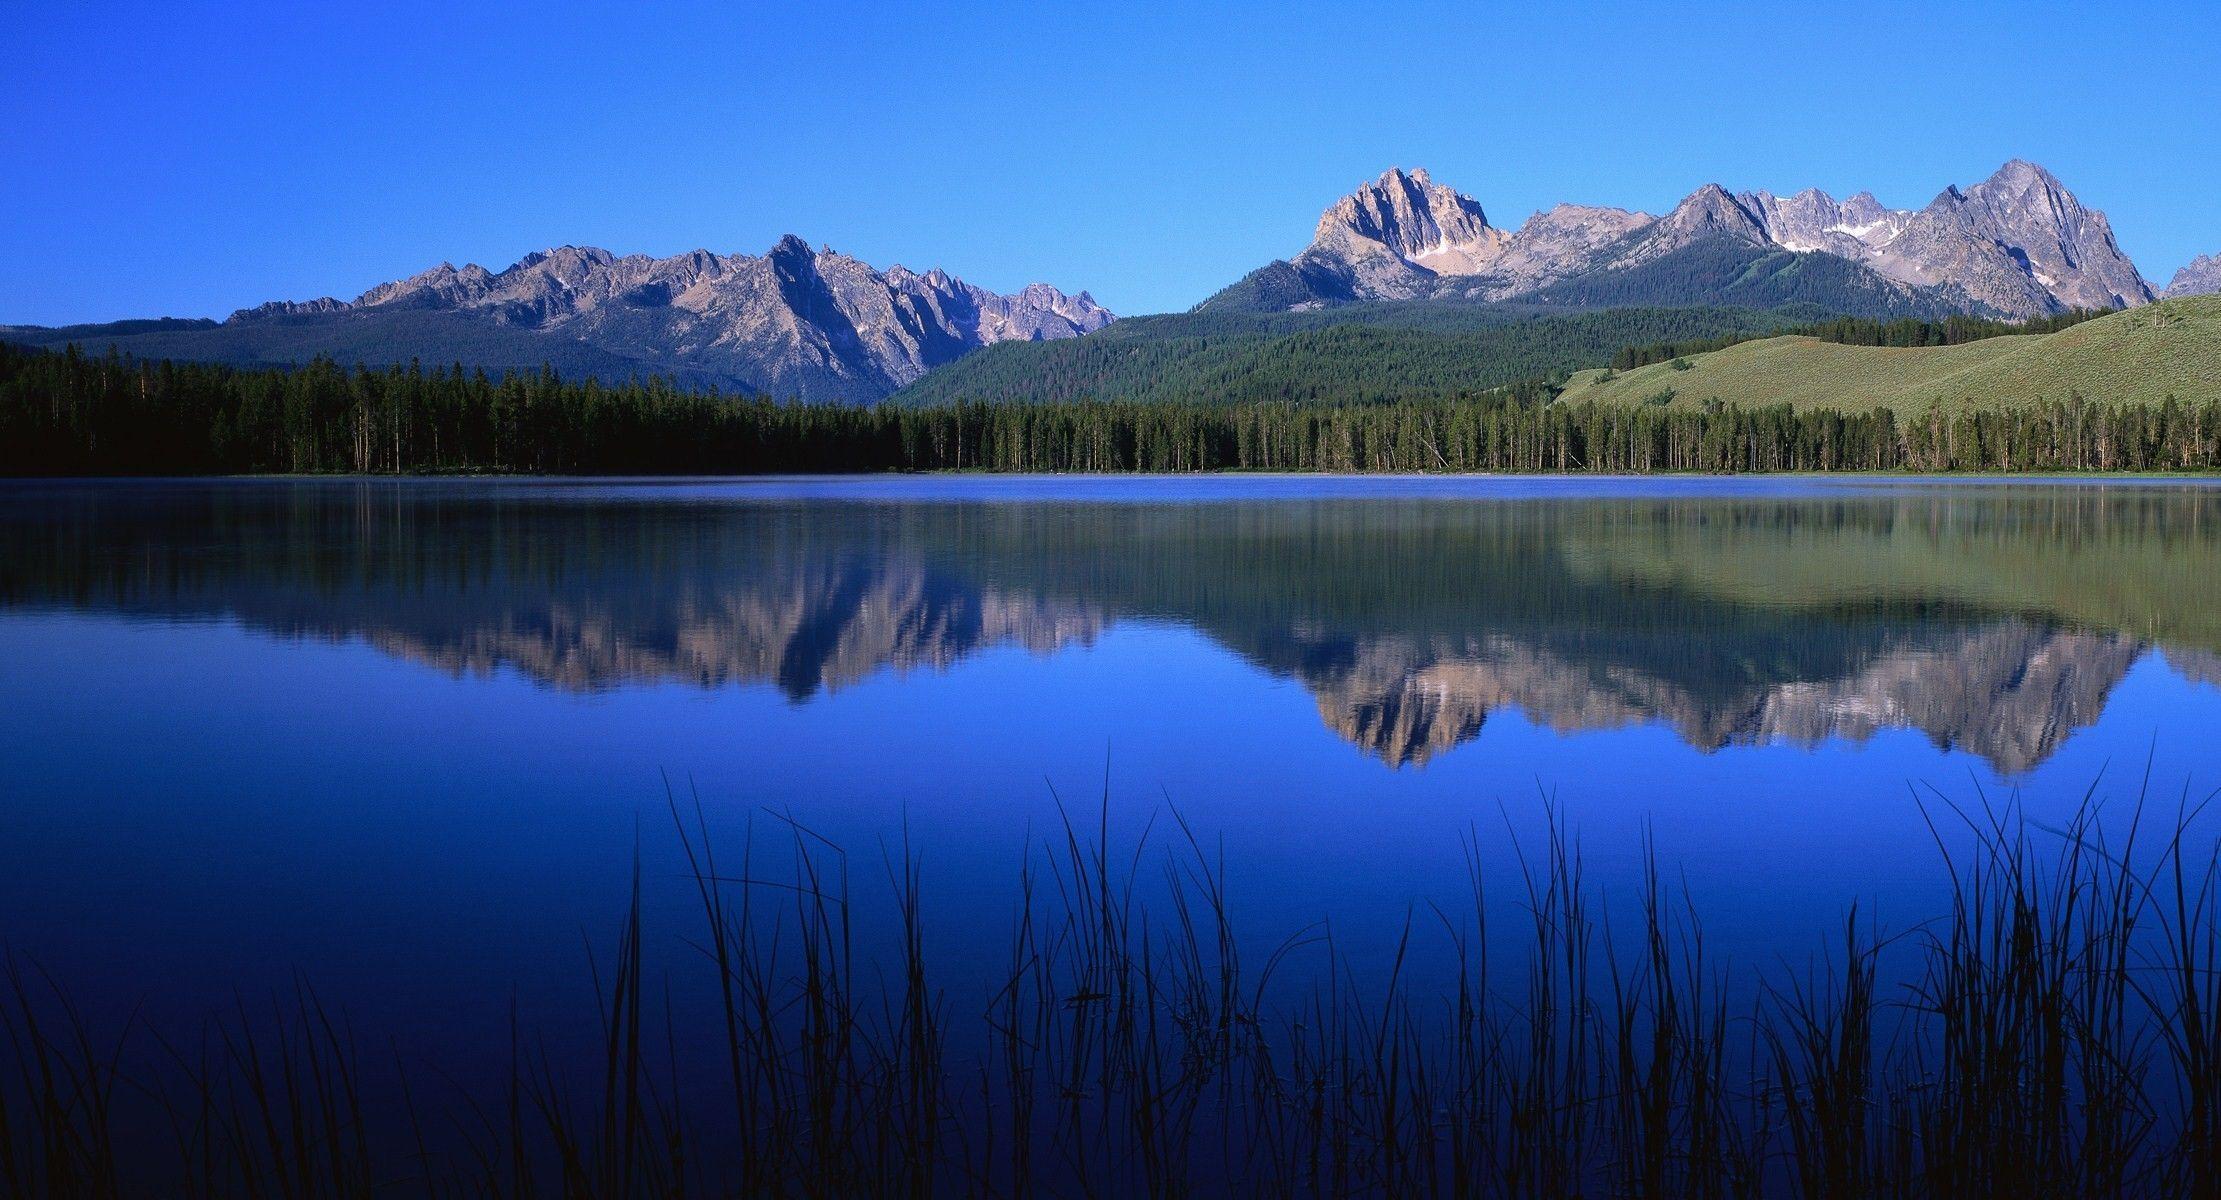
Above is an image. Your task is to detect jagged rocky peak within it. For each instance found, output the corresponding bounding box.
[1742,187,1911,255]
[1525,202,1652,234]
[2163,253,2221,299]
[1950,158,2152,310]
[1673,160,2153,316]
[883,263,953,290]
[1727,161,2151,316]
[1602,183,1769,273]
[1651,183,1768,243]
[1839,190,1893,227]
[885,260,1111,331]
[1674,183,1763,225]
[1232,159,2156,319]
[1308,166,1510,275]
[220,234,1112,401]
[229,296,349,321]
[354,261,497,309]
[1480,203,1653,286]
[512,245,615,274]
[1012,282,1111,326]
[1971,157,2068,203]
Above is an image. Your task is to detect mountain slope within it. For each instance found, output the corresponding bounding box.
[1204,161,2154,319]
[1496,236,1971,317]
[0,238,1112,402]
[1552,295,2221,415]
[892,304,1828,407]
[3,307,756,392]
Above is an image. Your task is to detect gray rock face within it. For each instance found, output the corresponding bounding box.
[229,296,350,320]
[1610,183,1771,270]
[1955,160,2152,311]
[1770,159,2154,316]
[1290,167,1511,301]
[1268,160,2153,318]
[1478,203,1655,290]
[1291,168,1651,304]
[229,237,1113,402]
[1743,189,1914,264]
[2164,254,2221,299]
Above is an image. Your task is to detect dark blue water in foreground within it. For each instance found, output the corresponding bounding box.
[4,475,2219,1085]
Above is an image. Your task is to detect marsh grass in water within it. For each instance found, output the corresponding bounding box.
[5,776,2221,1198]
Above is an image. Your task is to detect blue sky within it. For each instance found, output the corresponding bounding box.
[5,1,2216,323]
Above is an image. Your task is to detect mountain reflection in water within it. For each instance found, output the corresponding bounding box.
[3,479,2215,773]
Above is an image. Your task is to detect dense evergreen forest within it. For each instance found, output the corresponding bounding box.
[4,340,2217,475]
[1482,238,1975,317]
[1193,236,1977,318]
[892,302,2113,411]
[890,304,1825,407]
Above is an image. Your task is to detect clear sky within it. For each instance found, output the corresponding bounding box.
[5,0,2216,324]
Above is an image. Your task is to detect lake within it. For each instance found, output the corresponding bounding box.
[4,475,2220,1187]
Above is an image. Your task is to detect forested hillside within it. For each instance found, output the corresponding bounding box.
[0,307,752,394]
[6,340,2216,477]
[1497,238,1974,316]
[893,304,1825,408]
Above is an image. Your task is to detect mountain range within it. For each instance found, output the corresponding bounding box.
[1203,160,2157,319]
[5,158,2215,402]
[2,236,1111,403]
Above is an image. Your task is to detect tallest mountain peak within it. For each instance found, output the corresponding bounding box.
[1990,157,2058,183]
[1369,165,1432,187]
[1205,167,1521,308]
[1302,166,1508,288]
[1974,159,2077,203]
[1969,159,2148,306]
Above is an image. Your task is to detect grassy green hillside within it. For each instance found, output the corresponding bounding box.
[892,304,1828,408]
[1555,295,2221,414]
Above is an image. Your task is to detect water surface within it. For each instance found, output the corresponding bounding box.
[4,475,2219,1076]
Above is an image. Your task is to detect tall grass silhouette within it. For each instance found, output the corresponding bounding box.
[4,776,2217,1197]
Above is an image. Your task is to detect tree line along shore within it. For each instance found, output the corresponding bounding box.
[3,332,2219,476]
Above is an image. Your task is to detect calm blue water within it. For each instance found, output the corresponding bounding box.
[4,475,2219,1082]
